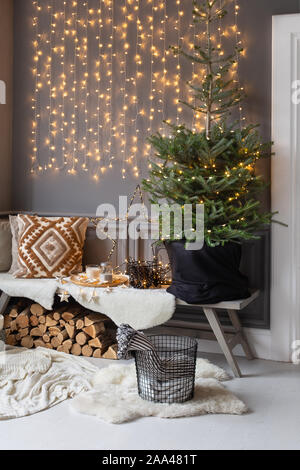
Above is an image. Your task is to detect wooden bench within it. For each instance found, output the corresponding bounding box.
[156,291,259,378]
[0,287,258,377]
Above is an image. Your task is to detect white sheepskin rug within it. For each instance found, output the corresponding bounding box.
[71,359,247,424]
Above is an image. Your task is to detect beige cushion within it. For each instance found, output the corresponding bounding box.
[0,219,12,272]
[14,215,89,279]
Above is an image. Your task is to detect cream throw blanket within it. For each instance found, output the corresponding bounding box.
[0,348,98,420]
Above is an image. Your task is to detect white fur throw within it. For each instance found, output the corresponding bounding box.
[0,348,98,420]
[71,360,247,424]
[0,273,58,310]
[65,282,176,330]
[0,274,176,330]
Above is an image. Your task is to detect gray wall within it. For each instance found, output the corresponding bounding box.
[12,0,300,214]
[0,0,13,213]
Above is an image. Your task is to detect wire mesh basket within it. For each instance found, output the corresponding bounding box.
[134,335,198,404]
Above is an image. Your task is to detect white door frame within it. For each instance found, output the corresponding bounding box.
[272,14,300,362]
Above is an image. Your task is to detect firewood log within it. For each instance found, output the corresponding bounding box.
[30,304,47,317]
[10,320,17,332]
[16,333,21,342]
[57,329,68,344]
[9,306,20,319]
[76,318,85,330]
[82,345,93,357]
[45,314,58,328]
[62,339,73,352]
[40,325,47,335]
[53,312,61,322]
[45,343,53,350]
[62,307,83,323]
[88,334,113,350]
[16,307,31,329]
[19,328,29,339]
[59,320,66,328]
[21,336,34,349]
[48,326,61,336]
[51,337,61,349]
[102,344,118,360]
[30,315,39,327]
[9,300,28,318]
[4,315,12,329]
[65,323,75,339]
[39,316,46,325]
[71,343,82,356]
[93,349,101,358]
[76,332,89,346]
[30,326,46,337]
[84,312,108,327]
[6,334,17,346]
[42,334,51,344]
[83,322,105,339]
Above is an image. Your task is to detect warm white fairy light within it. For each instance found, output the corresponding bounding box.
[105,0,114,169]
[82,1,89,172]
[233,0,246,127]
[158,0,167,136]
[175,0,181,125]
[93,0,103,182]
[120,0,128,180]
[31,0,245,180]
[130,0,141,178]
[85,4,95,171]
[31,0,40,174]
[60,1,67,171]
[147,0,155,155]
[70,0,78,174]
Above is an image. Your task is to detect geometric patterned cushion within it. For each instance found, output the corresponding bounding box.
[14,215,89,279]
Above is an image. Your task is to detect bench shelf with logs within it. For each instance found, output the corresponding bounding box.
[3,299,118,360]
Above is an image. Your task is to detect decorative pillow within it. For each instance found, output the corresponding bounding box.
[0,219,12,272]
[8,215,20,274]
[14,215,89,279]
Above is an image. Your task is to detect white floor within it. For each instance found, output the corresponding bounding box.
[0,352,299,451]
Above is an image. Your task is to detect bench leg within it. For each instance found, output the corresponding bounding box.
[203,307,242,378]
[227,309,254,360]
[0,293,10,316]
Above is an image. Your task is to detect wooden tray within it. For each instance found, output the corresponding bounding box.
[69,274,128,288]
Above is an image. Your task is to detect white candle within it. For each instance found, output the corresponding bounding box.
[0,315,4,331]
[86,265,101,281]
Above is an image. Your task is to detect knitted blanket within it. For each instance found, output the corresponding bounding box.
[0,348,98,420]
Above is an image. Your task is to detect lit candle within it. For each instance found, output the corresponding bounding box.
[86,265,101,281]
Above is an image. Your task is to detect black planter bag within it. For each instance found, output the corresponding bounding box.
[165,241,250,305]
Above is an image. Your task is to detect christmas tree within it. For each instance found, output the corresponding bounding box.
[142,0,276,247]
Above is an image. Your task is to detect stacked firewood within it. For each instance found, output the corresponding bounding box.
[3,300,118,359]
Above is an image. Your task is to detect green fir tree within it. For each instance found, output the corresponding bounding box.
[143,0,277,247]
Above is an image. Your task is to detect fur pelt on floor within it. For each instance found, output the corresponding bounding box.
[71,359,248,424]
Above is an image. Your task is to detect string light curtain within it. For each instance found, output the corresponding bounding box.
[31,0,245,180]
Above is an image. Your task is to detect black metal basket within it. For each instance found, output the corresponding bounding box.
[135,335,198,404]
